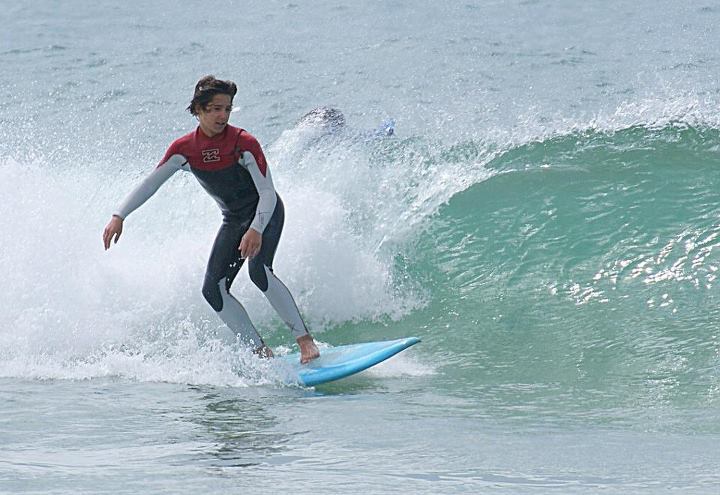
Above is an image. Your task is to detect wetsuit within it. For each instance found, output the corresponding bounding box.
[114,124,309,348]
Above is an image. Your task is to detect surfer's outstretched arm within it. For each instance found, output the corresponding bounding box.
[115,155,185,220]
[102,155,184,250]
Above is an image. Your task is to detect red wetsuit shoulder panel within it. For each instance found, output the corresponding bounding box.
[158,125,245,172]
[236,130,268,177]
[152,125,272,220]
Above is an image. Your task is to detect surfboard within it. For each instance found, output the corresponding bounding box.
[279,337,421,387]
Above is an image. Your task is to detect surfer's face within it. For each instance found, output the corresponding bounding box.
[197,94,233,137]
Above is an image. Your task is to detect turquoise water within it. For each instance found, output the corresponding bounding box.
[1,1,719,493]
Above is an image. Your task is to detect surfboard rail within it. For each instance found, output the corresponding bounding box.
[279,337,421,386]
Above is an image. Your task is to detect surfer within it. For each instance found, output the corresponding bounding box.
[295,106,394,142]
[297,106,347,132]
[102,75,320,364]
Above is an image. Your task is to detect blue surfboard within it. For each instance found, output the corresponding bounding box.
[279,337,421,387]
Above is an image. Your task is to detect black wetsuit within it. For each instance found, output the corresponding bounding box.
[115,124,309,348]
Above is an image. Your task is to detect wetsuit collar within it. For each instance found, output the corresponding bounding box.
[197,124,230,140]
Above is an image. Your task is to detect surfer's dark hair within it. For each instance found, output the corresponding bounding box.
[187,75,238,116]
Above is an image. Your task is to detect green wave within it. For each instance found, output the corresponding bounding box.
[393,124,720,423]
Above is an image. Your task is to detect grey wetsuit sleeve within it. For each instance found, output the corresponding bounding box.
[114,155,185,219]
[241,150,278,233]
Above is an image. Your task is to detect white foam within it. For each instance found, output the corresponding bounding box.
[0,133,431,383]
[362,350,436,379]
[505,90,720,153]
[3,90,717,384]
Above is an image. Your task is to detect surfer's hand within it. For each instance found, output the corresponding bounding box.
[239,228,262,258]
[103,215,124,250]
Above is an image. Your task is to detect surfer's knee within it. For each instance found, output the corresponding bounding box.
[248,261,270,292]
[202,277,224,312]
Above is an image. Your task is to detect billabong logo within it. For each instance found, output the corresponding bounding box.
[202,148,220,163]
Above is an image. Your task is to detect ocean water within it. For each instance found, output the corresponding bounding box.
[2,1,719,493]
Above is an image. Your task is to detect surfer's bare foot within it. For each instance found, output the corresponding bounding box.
[254,344,274,359]
[297,334,319,364]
